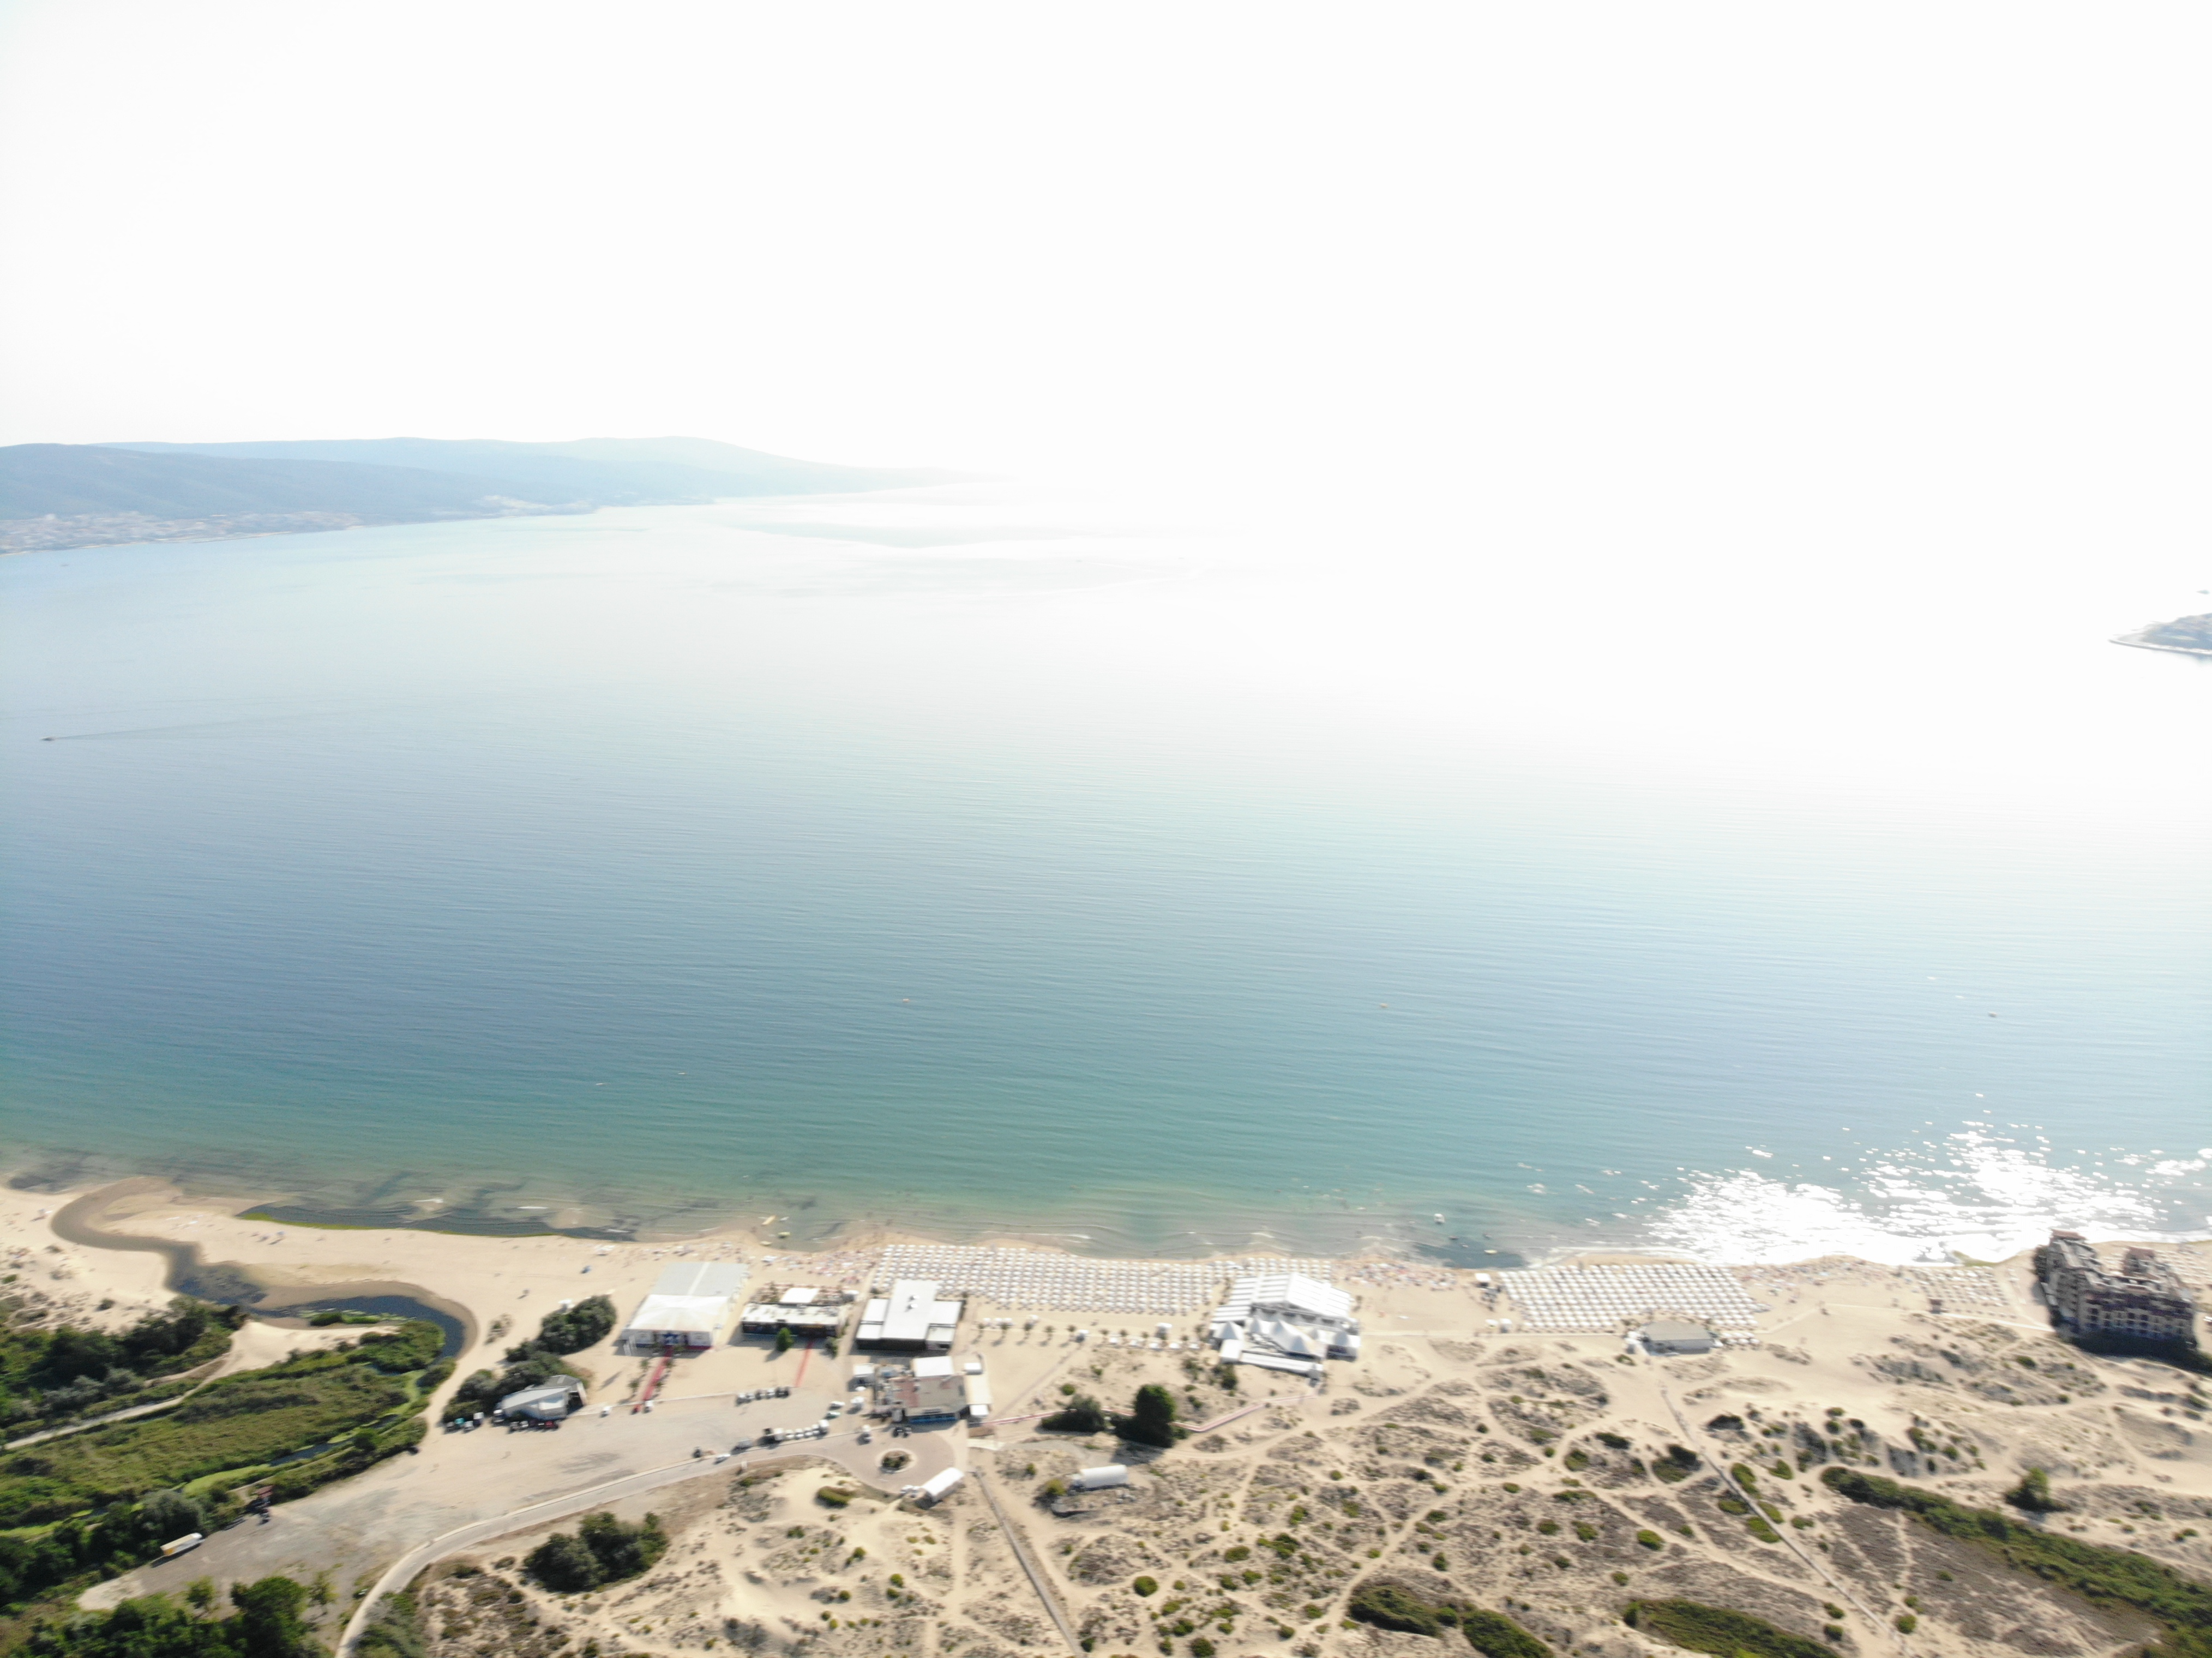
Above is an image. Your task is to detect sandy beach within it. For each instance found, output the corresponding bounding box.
[7,1179,2209,1658]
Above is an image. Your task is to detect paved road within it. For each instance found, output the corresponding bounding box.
[86,1362,957,1621]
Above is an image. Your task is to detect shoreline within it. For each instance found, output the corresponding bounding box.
[44,1177,482,1354]
[22,1172,2212,1658]
[2112,629,2212,658]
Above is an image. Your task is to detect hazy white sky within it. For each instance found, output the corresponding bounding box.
[2,2,2208,496]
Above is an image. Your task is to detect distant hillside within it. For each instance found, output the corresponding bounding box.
[0,444,535,521]
[2113,611,2212,658]
[107,436,957,506]
[0,437,963,554]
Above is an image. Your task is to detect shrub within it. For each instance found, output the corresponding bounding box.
[1622,1599,1830,1658]
[1346,1582,1553,1658]
[1652,1445,1698,1483]
[1822,1468,2212,1657]
[1894,1614,1917,1633]
[525,1510,669,1593]
[2005,1466,2065,1513]
[1596,1431,1631,1449]
[1043,1392,1111,1434]
[1636,1529,1664,1551]
[530,1296,616,1356]
[1133,1576,1158,1597]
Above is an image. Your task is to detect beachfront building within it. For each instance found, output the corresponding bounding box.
[497,1379,586,1421]
[873,1354,969,1422]
[1209,1272,1360,1376]
[739,1284,847,1339]
[855,1279,964,1351]
[623,1261,750,1350]
[1631,1318,1716,1356]
[2035,1233,2198,1346]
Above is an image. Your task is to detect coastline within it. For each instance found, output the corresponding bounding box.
[2112,629,2212,658]
[20,1173,2212,1658]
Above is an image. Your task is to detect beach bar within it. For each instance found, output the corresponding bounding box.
[856,1279,963,1351]
[624,1261,750,1350]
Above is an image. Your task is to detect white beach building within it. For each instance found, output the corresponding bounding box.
[1209,1272,1360,1374]
[856,1279,964,1351]
[624,1261,750,1350]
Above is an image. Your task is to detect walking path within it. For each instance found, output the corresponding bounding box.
[5,1392,195,1450]
[969,1466,1081,1656]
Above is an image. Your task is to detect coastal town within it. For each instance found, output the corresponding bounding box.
[2,1181,2208,1658]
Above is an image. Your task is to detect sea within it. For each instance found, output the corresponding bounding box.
[3,480,2207,1266]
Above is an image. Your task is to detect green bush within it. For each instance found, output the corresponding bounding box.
[1623,1599,1830,1658]
[1823,1468,2212,1658]
[1043,1392,1111,1434]
[530,1296,617,1356]
[1347,1580,1553,1658]
[525,1510,669,1593]
[2005,1466,2065,1513]
[356,1589,430,1658]
[1133,1576,1159,1596]
[23,1573,321,1656]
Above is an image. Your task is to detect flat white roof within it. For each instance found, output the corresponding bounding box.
[629,1294,732,1335]
[883,1279,951,1344]
[913,1355,956,1378]
[779,1285,820,1305]
[652,1261,750,1298]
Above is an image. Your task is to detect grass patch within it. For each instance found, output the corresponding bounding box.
[1823,1468,2212,1658]
[1,1360,405,1523]
[1623,1599,1829,1658]
[0,1323,442,1613]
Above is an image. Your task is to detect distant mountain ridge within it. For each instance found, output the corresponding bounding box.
[0,437,961,554]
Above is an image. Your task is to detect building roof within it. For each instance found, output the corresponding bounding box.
[778,1285,820,1305]
[883,1370,967,1417]
[652,1261,750,1298]
[498,1382,582,1417]
[913,1355,957,1378]
[881,1280,941,1344]
[1637,1319,1713,1342]
[625,1261,749,1337]
[629,1295,732,1335]
[1218,1272,1355,1324]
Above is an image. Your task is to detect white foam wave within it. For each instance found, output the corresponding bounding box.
[1644,1128,2212,1265]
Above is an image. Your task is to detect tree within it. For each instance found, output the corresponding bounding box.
[526,1510,669,1593]
[139,1489,207,1543]
[2006,1465,2065,1512]
[526,1530,604,1593]
[1119,1383,1179,1448]
[232,1574,319,1658]
[774,1326,795,1354]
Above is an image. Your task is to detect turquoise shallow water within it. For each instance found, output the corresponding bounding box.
[3,490,2207,1260]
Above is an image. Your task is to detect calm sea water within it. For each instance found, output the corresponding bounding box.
[3,486,2207,1262]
